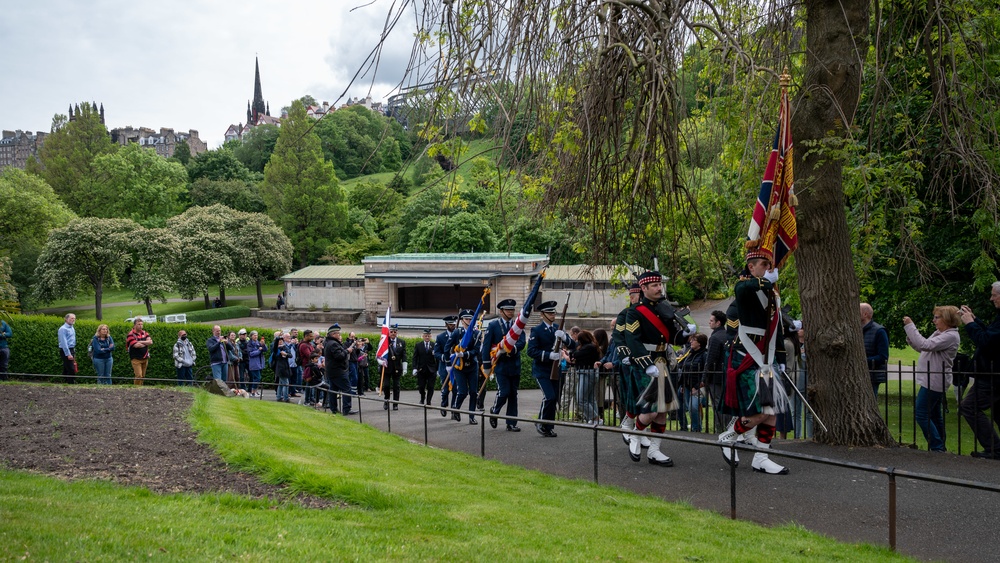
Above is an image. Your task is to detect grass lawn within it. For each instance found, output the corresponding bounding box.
[70,297,264,322]
[877,381,981,454]
[41,282,284,310]
[0,391,908,562]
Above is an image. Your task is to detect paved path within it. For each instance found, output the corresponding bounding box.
[266,387,999,563]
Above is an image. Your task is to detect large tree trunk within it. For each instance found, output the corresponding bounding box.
[144,297,153,316]
[220,286,227,308]
[794,0,893,445]
[203,291,210,310]
[94,282,103,321]
[255,279,264,309]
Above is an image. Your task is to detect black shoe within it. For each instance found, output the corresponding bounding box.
[543,429,558,438]
[452,412,461,422]
[506,426,521,432]
[344,410,358,415]
[971,451,1000,459]
[469,417,478,425]
[392,405,398,411]
[383,402,389,410]
[536,423,545,436]
[489,414,498,429]
[440,409,447,417]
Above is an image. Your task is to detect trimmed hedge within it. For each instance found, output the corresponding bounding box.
[185,306,252,323]
[3,315,540,391]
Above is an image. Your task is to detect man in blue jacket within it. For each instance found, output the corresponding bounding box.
[447,310,481,424]
[527,300,574,437]
[206,325,228,382]
[481,299,526,431]
[435,315,458,417]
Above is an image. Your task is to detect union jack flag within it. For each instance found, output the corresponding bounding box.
[375,306,391,365]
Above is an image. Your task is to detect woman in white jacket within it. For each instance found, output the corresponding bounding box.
[903,305,962,452]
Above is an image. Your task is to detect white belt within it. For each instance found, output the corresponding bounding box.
[643,343,663,352]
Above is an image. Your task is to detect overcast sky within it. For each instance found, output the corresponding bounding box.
[0,0,422,148]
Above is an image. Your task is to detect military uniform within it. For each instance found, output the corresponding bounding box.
[526,300,574,437]
[434,316,458,416]
[446,310,481,424]
[481,299,526,431]
[381,325,405,410]
[612,284,643,445]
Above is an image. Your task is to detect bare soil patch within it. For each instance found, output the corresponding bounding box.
[0,383,336,508]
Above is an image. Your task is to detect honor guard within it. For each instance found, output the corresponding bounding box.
[435,316,458,417]
[446,309,481,424]
[612,283,649,448]
[481,299,526,431]
[527,300,575,437]
[622,271,693,466]
[412,329,437,406]
[382,324,406,410]
[717,248,790,474]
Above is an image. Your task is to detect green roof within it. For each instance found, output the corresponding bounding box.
[281,265,364,280]
[363,252,547,262]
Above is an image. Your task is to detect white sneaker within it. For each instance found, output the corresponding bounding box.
[751,442,789,475]
[646,438,673,467]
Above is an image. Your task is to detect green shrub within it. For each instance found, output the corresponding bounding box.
[185,306,252,323]
[3,314,276,385]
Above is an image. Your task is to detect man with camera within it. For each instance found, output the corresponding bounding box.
[324,324,355,415]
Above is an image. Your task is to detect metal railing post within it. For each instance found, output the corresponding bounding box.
[480,412,486,458]
[593,425,599,484]
[423,403,428,446]
[888,468,897,551]
[730,443,737,519]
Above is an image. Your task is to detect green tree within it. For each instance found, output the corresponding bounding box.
[166,204,249,308]
[81,143,189,226]
[261,100,348,266]
[171,139,192,165]
[36,102,116,213]
[0,168,76,302]
[188,178,266,213]
[124,228,181,315]
[233,123,280,173]
[33,218,138,320]
[187,147,256,183]
[406,211,498,253]
[315,105,406,179]
[232,212,293,307]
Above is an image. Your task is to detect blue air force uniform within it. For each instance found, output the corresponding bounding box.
[446,311,481,423]
[434,316,458,413]
[480,299,526,430]
[527,301,575,436]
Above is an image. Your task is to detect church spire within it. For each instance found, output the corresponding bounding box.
[251,57,266,123]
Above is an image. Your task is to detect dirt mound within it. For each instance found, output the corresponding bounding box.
[0,384,335,508]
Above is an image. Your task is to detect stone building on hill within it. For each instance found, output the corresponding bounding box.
[110,126,207,158]
[0,130,46,169]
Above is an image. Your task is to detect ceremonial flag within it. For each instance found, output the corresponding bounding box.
[448,287,491,375]
[375,305,391,366]
[497,269,546,355]
[746,77,798,268]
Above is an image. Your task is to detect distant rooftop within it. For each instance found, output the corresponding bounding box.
[363,253,548,262]
[281,265,364,280]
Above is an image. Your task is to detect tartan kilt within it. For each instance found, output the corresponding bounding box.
[723,346,789,417]
[625,363,678,415]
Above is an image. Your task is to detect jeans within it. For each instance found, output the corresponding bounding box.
[575,369,598,422]
[292,366,302,394]
[682,387,702,432]
[0,347,10,379]
[92,357,113,385]
[210,363,226,381]
[348,362,359,393]
[176,365,193,386]
[277,376,290,401]
[238,362,249,390]
[249,369,261,393]
[915,386,946,451]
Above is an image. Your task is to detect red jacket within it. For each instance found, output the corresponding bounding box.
[298,341,315,381]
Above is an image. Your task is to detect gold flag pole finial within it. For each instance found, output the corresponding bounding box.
[779,67,791,88]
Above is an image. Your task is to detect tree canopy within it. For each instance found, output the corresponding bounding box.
[35,102,117,213]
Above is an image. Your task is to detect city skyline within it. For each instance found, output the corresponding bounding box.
[0,0,419,149]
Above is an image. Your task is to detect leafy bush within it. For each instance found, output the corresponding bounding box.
[185,306,251,323]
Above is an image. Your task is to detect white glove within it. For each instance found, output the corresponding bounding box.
[548,351,561,360]
[622,357,631,366]
[554,329,567,341]
[412,369,417,376]
[377,358,387,367]
[682,323,696,337]
[645,365,658,376]
[763,268,779,283]
[791,320,802,331]
[779,363,786,373]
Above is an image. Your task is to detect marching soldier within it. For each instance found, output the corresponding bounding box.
[382,324,405,410]
[412,329,437,406]
[481,299,526,431]
[527,300,575,437]
[435,315,458,417]
[717,248,790,475]
[622,271,693,466]
[447,310,481,424]
[613,283,648,447]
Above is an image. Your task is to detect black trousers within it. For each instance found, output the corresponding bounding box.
[60,348,76,383]
[416,369,436,403]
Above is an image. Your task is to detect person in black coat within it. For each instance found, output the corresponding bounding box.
[447,310,481,424]
[323,324,353,415]
[412,329,438,406]
[380,325,406,410]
